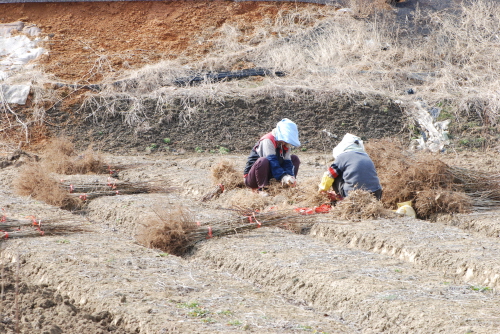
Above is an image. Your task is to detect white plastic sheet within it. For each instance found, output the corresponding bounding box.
[412,101,450,152]
[0,22,46,81]
[0,84,31,104]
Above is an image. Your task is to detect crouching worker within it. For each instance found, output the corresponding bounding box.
[243,118,301,195]
[318,133,382,200]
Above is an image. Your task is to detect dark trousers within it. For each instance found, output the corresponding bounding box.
[245,155,300,189]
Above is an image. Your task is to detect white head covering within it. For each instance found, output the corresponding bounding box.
[332,133,365,159]
[274,118,301,147]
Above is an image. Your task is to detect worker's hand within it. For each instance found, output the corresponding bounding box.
[281,174,296,187]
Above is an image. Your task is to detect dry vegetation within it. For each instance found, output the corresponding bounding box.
[41,137,106,174]
[210,158,245,190]
[136,207,199,256]
[78,0,500,127]
[12,163,83,210]
[331,189,394,220]
[365,138,500,218]
[3,0,499,137]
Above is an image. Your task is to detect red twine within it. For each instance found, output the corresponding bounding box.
[206,226,213,239]
[294,204,332,215]
[252,213,261,228]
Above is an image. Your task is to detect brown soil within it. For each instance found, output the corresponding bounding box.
[1,151,500,334]
[0,1,315,83]
[1,1,500,333]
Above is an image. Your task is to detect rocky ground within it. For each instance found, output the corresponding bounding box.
[0,150,499,334]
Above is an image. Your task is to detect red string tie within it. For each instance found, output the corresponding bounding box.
[69,184,74,193]
[206,226,213,239]
[1,230,8,239]
[253,213,261,228]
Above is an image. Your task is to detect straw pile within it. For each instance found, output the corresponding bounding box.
[331,189,396,221]
[41,137,106,174]
[210,159,245,190]
[364,139,488,218]
[202,159,245,201]
[13,163,172,210]
[136,207,198,256]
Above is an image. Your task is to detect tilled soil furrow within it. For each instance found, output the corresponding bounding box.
[433,210,500,238]
[196,228,500,334]
[2,232,350,334]
[310,217,500,288]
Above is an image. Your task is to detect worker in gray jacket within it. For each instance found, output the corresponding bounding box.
[318,133,382,200]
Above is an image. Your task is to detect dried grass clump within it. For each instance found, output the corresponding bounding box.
[136,207,198,256]
[364,138,495,217]
[225,188,272,211]
[210,159,244,190]
[265,177,330,208]
[12,164,82,210]
[415,190,472,218]
[366,139,455,205]
[332,189,394,221]
[42,137,105,174]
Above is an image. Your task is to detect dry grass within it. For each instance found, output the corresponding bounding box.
[4,1,500,138]
[331,189,394,220]
[60,0,497,128]
[210,158,245,190]
[41,137,106,174]
[136,207,198,256]
[12,163,82,210]
[224,188,273,211]
[366,139,456,206]
[414,189,472,218]
[265,177,331,208]
[365,138,498,217]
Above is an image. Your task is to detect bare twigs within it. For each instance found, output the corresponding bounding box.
[137,206,313,256]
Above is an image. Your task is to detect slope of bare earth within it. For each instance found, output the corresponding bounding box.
[1,150,499,333]
[0,1,322,82]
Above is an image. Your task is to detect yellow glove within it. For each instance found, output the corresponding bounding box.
[318,171,334,192]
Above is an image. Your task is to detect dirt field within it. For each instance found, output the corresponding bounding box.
[1,0,500,333]
[1,151,500,334]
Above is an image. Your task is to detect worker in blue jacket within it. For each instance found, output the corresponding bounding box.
[243,118,301,195]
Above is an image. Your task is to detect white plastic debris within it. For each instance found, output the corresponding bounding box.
[0,84,30,104]
[337,8,353,13]
[0,22,47,81]
[411,101,450,152]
